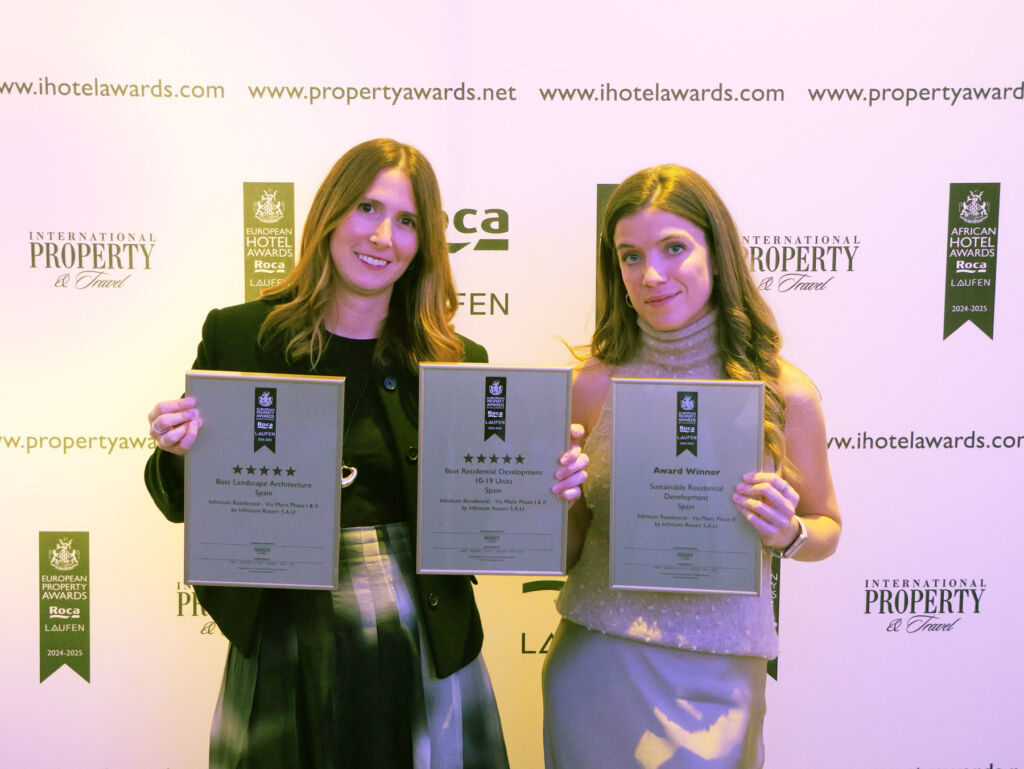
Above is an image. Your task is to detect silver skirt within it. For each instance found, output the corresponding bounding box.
[543,619,766,769]
[210,523,508,769]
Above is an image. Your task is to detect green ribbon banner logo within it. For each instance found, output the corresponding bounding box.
[484,376,507,441]
[243,182,295,302]
[39,532,90,682]
[676,391,698,456]
[943,183,1000,339]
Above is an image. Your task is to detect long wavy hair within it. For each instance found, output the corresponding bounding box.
[259,138,462,371]
[593,165,791,476]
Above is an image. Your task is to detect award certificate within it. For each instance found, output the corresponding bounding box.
[417,364,571,575]
[184,370,344,589]
[610,378,764,594]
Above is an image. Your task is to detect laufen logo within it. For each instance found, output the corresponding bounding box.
[520,579,564,654]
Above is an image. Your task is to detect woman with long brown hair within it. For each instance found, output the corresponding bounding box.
[145,138,587,768]
[542,165,841,768]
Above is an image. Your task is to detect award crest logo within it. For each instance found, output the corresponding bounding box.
[488,380,504,397]
[258,390,274,408]
[959,190,988,224]
[49,537,80,571]
[254,189,286,224]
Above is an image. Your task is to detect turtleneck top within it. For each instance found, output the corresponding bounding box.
[556,310,779,659]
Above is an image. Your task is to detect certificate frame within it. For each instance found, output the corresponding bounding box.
[609,377,765,595]
[416,363,571,576]
[184,370,344,589]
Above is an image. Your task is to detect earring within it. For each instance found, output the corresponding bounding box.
[624,292,634,308]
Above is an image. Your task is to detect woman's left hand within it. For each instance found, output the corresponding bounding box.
[552,423,589,502]
[733,471,800,551]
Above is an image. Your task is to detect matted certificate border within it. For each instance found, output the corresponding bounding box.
[609,377,765,595]
[416,363,571,576]
[184,370,344,590]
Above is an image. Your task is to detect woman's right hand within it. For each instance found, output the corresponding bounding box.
[148,397,202,455]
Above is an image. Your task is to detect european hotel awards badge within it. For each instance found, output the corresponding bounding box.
[244,183,295,301]
[944,183,1000,339]
[39,532,90,682]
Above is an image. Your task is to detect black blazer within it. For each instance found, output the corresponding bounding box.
[144,299,487,678]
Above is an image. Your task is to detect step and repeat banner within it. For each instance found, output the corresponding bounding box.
[2,2,1021,768]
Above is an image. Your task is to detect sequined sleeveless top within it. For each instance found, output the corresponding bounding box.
[556,311,779,659]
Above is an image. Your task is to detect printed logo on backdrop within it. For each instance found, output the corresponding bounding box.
[176,583,221,636]
[944,183,1000,339]
[677,392,698,456]
[747,234,860,293]
[446,206,511,316]
[243,183,295,302]
[865,577,985,633]
[29,231,154,289]
[254,387,277,452]
[446,208,509,253]
[39,532,89,682]
[520,579,564,654]
[484,377,507,440]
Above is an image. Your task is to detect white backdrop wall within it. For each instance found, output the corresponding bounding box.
[2,2,1021,768]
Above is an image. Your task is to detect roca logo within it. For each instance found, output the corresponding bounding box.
[49,606,81,619]
[445,208,509,253]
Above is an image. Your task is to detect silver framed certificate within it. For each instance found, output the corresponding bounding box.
[417,364,571,575]
[184,370,344,589]
[609,378,764,595]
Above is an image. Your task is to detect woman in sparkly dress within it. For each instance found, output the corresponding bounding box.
[543,165,841,769]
